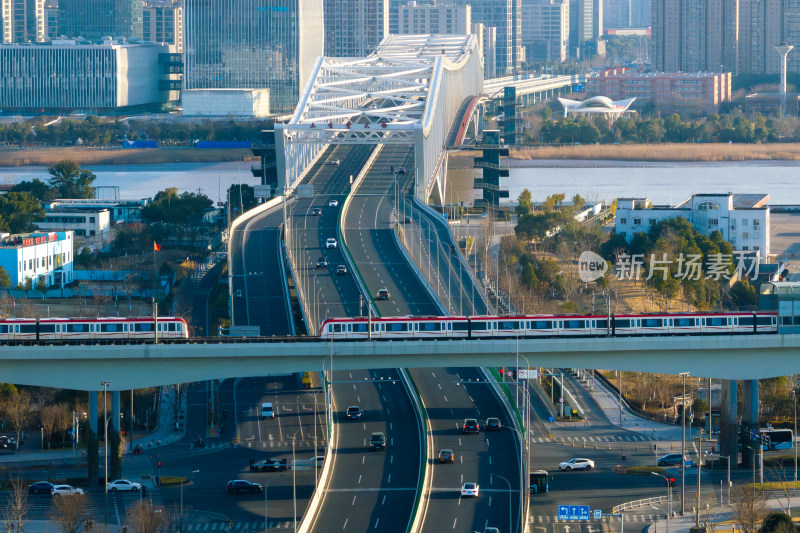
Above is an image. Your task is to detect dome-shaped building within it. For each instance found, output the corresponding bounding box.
[557,96,636,123]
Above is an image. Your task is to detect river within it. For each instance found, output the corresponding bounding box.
[505,160,800,205]
[0,159,797,207]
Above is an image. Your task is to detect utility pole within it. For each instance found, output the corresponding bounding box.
[679,371,690,515]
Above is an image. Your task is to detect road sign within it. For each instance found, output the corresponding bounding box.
[254,185,272,198]
[594,510,602,520]
[518,369,538,379]
[558,505,591,521]
[548,416,555,423]
[559,397,565,403]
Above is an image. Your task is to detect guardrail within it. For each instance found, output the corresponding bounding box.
[296,420,336,533]
[402,369,431,533]
[612,495,670,514]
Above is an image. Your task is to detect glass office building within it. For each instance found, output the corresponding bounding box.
[58,0,143,39]
[185,0,323,113]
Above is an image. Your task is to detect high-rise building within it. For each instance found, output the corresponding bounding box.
[324,0,387,57]
[184,0,323,114]
[630,0,649,27]
[522,0,568,63]
[472,22,497,80]
[397,2,470,35]
[142,0,182,51]
[58,0,143,39]
[569,0,602,57]
[1,0,45,42]
[651,0,737,73]
[603,0,629,28]
[470,0,519,76]
[43,0,58,39]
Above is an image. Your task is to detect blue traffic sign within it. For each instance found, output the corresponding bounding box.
[558,505,591,521]
[594,510,602,520]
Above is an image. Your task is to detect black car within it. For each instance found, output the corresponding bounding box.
[28,482,55,495]
[346,406,363,420]
[316,257,328,269]
[438,449,454,463]
[485,417,502,431]
[462,418,480,433]
[369,432,386,450]
[227,480,263,493]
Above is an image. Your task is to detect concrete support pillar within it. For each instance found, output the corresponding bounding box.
[88,392,98,486]
[110,390,122,480]
[719,380,738,467]
[742,379,759,467]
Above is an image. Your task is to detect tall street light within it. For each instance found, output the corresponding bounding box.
[180,469,199,532]
[650,472,671,533]
[491,474,514,533]
[264,473,286,533]
[678,372,690,515]
[291,428,304,532]
[101,380,110,525]
[302,392,321,488]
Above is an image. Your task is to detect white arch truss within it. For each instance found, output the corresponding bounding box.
[276,34,483,204]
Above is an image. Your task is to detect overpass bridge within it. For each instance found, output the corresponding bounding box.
[4,334,798,390]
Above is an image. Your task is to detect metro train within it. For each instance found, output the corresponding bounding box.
[319,311,778,340]
[0,317,188,342]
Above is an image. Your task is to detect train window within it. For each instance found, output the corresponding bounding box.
[471,322,486,330]
[773,317,777,325]
[564,320,585,329]
[102,324,120,332]
[783,317,793,325]
[739,317,754,326]
[67,324,86,333]
[157,323,163,332]
[332,324,341,333]
[20,325,36,334]
[0,325,7,333]
[135,323,154,332]
[531,320,553,329]
[757,316,774,326]
[701,318,706,326]
[668,319,673,326]
[448,323,452,330]
[641,319,662,327]
[452,322,469,331]
[636,319,641,327]
[353,324,368,333]
[177,323,182,332]
[498,321,518,330]
[728,318,732,325]
[39,325,55,333]
[387,323,408,332]
[558,321,563,328]
[733,318,738,325]
[708,318,726,326]
[421,323,441,331]
[168,323,176,332]
[371,324,378,332]
[615,319,630,328]
[347,324,352,332]
[414,323,418,331]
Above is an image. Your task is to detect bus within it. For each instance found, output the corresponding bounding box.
[760,428,794,451]
[530,470,549,494]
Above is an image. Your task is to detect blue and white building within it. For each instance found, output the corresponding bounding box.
[615,193,771,258]
[0,231,74,288]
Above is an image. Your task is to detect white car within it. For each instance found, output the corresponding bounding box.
[326,238,338,249]
[559,458,595,471]
[51,485,84,497]
[328,199,339,207]
[106,479,142,492]
[461,482,479,497]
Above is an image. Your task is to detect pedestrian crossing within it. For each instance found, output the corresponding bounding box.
[533,434,658,443]
[241,440,326,449]
[186,520,295,531]
[529,514,663,524]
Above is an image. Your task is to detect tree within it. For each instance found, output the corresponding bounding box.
[759,511,794,533]
[35,276,47,297]
[124,501,167,533]
[47,160,96,199]
[731,280,757,307]
[11,178,56,202]
[3,477,30,533]
[0,192,45,233]
[4,390,34,449]
[730,483,769,533]
[50,486,88,533]
[40,404,60,450]
[165,384,185,431]
[0,266,10,289]
[516,189,533,216]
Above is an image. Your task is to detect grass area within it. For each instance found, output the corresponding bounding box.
[487,368,524,431]
[159,476,187,486]
[510,143,800,162]
[617,465,668,476]
[0,147,256,167]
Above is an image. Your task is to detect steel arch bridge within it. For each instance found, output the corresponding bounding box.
[275,34,483,205]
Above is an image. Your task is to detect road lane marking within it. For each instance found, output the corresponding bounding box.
[358,474,362,484]
[381,495,386,505]
[342,519,348,529]
[374,519,380,529]
[387,474,391,483]
[452,518,457,529]
[351,495,357,505]
[489,496,492,507]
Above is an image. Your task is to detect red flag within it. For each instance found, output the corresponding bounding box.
[154,242,161,251]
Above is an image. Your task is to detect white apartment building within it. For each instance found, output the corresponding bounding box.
[44,199,149,223]
[397,2,471,34]
[36,207,111,238]
[615,193,771,258]
[0,231,74,288]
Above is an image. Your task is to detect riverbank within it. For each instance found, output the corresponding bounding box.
[511,143,800,162]
[0,147,257,166]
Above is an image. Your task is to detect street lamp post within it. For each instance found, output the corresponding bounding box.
[101,380,110,524]
[696,429,702,527]
[491,474,514,533]
[291,428,303,532]
[678,371,690,515]
[303,392,320,488]
[180,469,199,532]
[264,474,286,533]
[650,473,671,533]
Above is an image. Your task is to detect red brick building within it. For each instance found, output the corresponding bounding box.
[585,68,732,115]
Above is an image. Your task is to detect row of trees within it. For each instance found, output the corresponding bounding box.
[534,112,779,145]
[0,116,271,146]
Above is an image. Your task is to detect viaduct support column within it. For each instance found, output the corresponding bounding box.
[110,391,122,480]
[742,380,759,467]
[88,392,98,486]
[719,380,738,467]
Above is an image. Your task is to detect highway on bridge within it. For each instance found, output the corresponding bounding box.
[343,144,523,533]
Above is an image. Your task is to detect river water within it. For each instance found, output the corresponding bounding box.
[505,159,800,205]
[0,159,797,206]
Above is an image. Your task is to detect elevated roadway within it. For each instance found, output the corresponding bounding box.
[5,334,799,390]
